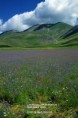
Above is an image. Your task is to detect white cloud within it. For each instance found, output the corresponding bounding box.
[0,19,3,33]
[0,0,78,33]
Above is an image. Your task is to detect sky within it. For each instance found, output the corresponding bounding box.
[0,0,44,22]
[0,0,78,33]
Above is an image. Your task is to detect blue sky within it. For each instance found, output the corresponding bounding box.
[0,0,44,22]
[0,0,78,33]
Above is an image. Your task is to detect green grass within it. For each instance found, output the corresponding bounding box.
[0,22,75,49]
[0,57,78,118]
[0,22,78,118]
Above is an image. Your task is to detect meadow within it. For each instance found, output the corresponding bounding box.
[0,49,78,118]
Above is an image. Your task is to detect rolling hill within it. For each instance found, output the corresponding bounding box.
[59,25,78,47]
[0,22,78,48]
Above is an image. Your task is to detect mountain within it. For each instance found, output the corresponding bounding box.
[59,25,78,47]
[0,22,78,48]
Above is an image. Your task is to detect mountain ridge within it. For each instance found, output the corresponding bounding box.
[0,22,78,48]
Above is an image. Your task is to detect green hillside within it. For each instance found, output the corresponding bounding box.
[59,25,78,47]
[0,22,78,48]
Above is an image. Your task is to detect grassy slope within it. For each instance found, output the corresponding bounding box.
[0,22,74,48]
[59,26,78,47]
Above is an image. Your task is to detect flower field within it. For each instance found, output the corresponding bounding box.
[0,49,78,118]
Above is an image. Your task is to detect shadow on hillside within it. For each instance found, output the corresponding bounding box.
[0,45,12,48]
[61,43,78,47]
[34,23,60,31]
[62,26,78,39]
[62,38,78,44]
